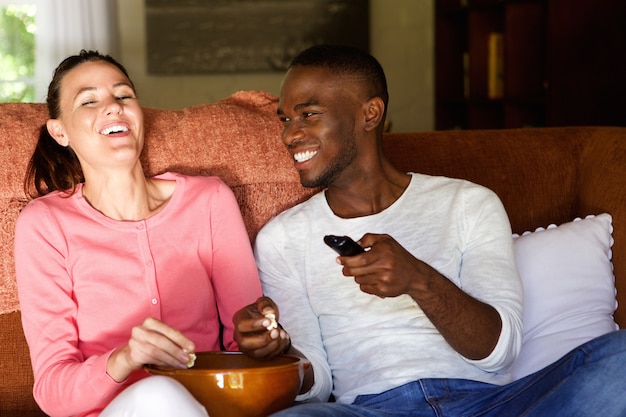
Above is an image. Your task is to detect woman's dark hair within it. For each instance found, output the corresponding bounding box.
[24,50,135,197]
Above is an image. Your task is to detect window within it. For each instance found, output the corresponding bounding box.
[0,3,36,102]
[0,0,119,104]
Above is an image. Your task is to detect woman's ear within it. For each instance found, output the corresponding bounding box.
[46,119,69,147]
[363,97,385,132]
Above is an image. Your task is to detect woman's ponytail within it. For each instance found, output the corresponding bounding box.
[24,125,83,198]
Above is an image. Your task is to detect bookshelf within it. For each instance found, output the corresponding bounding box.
[436,0,626,130]
[436,0,547,130]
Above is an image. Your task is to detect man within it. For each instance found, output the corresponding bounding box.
[234,44,626,416]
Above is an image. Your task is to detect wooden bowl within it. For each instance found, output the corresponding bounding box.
[145,351,309,417]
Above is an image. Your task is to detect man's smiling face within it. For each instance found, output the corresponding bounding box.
[277,65,362,189]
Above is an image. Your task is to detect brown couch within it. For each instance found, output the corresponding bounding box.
[1,91,624,416]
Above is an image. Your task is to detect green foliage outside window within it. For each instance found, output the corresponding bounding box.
[0,5,36,102]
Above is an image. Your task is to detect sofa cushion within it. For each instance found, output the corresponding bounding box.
[140,91,315,243]
[511,213,619,379]
[0,91,315,315]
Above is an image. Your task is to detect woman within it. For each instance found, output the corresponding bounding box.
[14,50,262,417]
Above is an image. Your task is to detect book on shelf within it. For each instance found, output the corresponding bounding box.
[488,32,504,99]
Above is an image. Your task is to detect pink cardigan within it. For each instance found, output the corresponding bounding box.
[15,173,262,417]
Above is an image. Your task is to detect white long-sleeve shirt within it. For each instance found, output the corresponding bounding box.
[254,173,523,404]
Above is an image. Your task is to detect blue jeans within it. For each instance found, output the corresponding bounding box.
[270,330,626,417]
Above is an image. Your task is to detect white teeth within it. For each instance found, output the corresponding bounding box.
[294,150,317,163]
[101,125,129,135]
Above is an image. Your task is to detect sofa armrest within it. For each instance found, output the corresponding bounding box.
[578,128,626,326]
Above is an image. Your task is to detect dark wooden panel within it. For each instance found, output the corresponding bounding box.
[546,0,626,127]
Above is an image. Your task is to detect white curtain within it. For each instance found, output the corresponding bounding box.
[35,0,119,102]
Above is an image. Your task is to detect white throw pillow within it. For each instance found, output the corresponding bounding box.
[510,213,618,379]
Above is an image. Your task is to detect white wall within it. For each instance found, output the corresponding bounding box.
[116,0,433,132]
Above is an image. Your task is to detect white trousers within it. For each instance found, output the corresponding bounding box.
[99,375,208,417]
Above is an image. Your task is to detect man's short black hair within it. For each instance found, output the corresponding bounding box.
[289,44,389,109]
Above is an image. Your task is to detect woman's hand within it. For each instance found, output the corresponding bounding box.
[106,317,195,382]
[233,296,290,360]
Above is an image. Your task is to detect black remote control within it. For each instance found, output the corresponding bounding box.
[323,235,365,256]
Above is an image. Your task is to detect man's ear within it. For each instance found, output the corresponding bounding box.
[46,119,69,147]
[363,97,385,132]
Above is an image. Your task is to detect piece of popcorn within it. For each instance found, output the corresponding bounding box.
[265,313,278,331]
[186,352,197,368]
